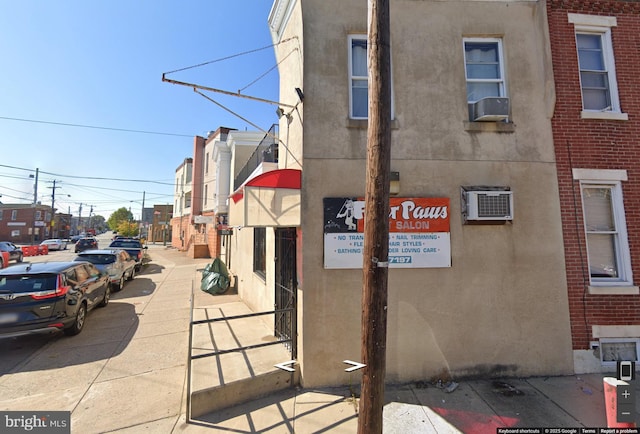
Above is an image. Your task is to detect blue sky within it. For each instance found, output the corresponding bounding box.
[0,0,279,221]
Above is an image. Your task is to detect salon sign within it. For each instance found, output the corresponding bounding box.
[323,197,451,269]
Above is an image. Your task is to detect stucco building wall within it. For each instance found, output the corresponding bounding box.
[234,0,576,387]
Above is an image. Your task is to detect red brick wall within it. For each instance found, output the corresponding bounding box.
[548,0,640,349]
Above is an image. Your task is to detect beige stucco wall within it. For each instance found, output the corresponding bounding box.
[228,225,274,325]
[285,0,574,387]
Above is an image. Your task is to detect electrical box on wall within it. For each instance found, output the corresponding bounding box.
[462,188,513,223]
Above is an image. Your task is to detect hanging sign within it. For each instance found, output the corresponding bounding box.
[323,197,451,269]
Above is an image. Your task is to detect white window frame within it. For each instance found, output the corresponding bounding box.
[463,37,507,104]
[573,169,635,293]
[568,13,627,121]
[348,34,394,120]
[11,210,17,221]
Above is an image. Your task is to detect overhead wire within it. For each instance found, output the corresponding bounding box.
[0,116,193,138]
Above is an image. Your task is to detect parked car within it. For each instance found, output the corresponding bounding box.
[40,239,67,251]
[0,242,24,265]
[108,239,148,271]
[0,261,110,337]
[74,249,136,291]
[75,238,98,253]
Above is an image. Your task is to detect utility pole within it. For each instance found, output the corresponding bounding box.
[78,203,83,235]
[48,180,59,238]
[141,191,146,238]
[359,0,391,433]
[31,168,39,244]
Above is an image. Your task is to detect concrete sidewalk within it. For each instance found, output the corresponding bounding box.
[3,243,629,433]
[178,374,628,433]
[153,244,631,433]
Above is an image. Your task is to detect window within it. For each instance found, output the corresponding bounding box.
[204,185,208,205]
[348,35,394,120]
[205,152,209,174]
[11,210,17,221]
[574,169,633,289]
[0,210,3,220]
[568,13,627,120]
[35,210,41,220]
[349,35,368,119]
[184,192,191,209]
[253,227,266,278]
[463,38,506,103]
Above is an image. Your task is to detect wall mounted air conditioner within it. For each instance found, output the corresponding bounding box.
[469,97,510,122]
[466,190,513,221]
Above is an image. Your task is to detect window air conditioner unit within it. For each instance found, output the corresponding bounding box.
[470,97,509,122]
[466,190,513,221]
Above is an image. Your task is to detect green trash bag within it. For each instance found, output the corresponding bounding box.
[200,258,231,295]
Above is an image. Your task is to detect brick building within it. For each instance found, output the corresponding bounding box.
[0,204,53,244]
[547,0,640,372]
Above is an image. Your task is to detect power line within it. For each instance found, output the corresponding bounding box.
[0,163,174,186]
[0,116,193,138]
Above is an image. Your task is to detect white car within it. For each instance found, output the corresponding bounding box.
[40,239,68,251]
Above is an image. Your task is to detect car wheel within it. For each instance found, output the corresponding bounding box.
[117,274,125,291]
[64,303,87,336]
[17,253,23,262]
[0,257,3,269]
[98,285,110,307]
[128,267,135,281]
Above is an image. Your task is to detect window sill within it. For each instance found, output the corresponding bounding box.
[463,121,515,133]
[581,111,629,121]
[347,118,400,129]
[588,285,639,295]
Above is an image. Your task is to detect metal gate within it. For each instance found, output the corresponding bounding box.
[275,227,297,358]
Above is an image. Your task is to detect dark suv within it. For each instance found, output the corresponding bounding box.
[0,241,24,266]
[75,237,98,253]
[0,261,110,337]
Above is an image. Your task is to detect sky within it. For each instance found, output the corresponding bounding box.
[0,0,280,221]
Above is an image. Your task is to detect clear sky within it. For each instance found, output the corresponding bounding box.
[0,0,279,221]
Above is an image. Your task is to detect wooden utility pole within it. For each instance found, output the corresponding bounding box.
[359,0,391,433]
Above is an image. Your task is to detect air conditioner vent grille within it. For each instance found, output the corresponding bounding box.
[477,193,511,218]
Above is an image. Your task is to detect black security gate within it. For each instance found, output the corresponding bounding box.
[275,227,297,358]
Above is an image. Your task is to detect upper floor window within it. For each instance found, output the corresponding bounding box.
[205,152,210,174]
[0,210,3,220]
[348,35,394,120]
[204,184,208,205]
[35,210,42,220]
[568,13,627,121]
[463,38,506,103]
[349,35,368,119]
[11,210,17,221]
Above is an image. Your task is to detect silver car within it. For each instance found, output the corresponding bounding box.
[73,249,136,291]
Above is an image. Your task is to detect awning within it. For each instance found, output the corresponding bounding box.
[229,169,301,227]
